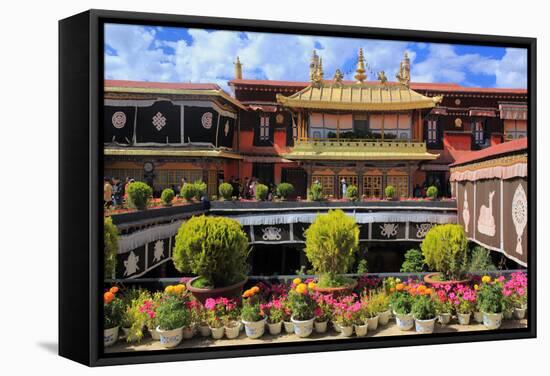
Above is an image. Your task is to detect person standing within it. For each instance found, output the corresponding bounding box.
[341,178,347,198]
[112,177,123,207]
[103,177,113,209]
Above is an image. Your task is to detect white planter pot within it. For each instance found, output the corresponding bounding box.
[267,321,282,336]
[457,312,471,325]
[503,309,514,320]
[121,327,130,338]
[199,325,211,337]
[367,315,379,331]
[514,307,527,320]
[291,316,315,338]
[182,326,194,339]
[104,326,119,347]
[283,321,294,334]
[395,312,414,331]
[314,320,328,334]
[224,324,240,339]
[339,325,354,337]
[157,326,184,348]
[149,327,160,341]
[378,310,392,326]
[483,312,503,330]
[438,313,451,325]
[210,326,225,339]
[473,311,484,323]
[354,323,368,337]
[415,317,436,334]
[332,321,341,332]
[242,318,266,339]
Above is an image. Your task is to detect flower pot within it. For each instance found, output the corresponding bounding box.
[314,280,358,298]
[224,323,240,339]
[332,321,341,332]
[415,317,436,334]
[283,321,294,334]
[503,309,514,320]
[367,315,379,331]
[514,307,527,320]
[291,316,315,338]
[314,320,328,334]
[149,327,160,341]
[157,326,184,348]
[483,312,503,330]
[267,321,282,336]
[121,327,130,338]
[354,323,368,337]
[423,272,470,287]
[104,326,119,347]
[395,312,414,331]
[182,326,194,339]
[473,311,484,323]
[242,318,266,339]
[438,313,451,325]
[457,312,471,325]
[210,326,225,340]
[339,325,354,337]
[378,310,392,326]
[199,325,211,337]
[186,277,248,305]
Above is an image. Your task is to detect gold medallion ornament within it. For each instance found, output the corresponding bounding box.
[276,113,284,124]
[201,112,213,130]
[455,118,463,128]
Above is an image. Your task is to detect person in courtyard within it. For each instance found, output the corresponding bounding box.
[414,184,421,198]
[341,177,347,198]
[103,177,112,209]
[112,177,123,207]
[242,177,250,199]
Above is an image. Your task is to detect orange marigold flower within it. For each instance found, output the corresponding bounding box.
[251,286,260,294]
[424,288,433,295]
[308,282,316,290]
[104,291,114,304]
[109,286,119,294]
[396,283,405,291]
[390,287,396,293]
[165,285,175,294]
[293,277,302,285]
[296,283,308,295]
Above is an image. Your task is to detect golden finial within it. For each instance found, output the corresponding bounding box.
[396,51,411,87]
[316,57,324,80]
[309,50,319,82]
[354,48,367,83]
[234,56,243,79]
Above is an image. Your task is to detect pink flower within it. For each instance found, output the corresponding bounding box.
[204,298,216,310]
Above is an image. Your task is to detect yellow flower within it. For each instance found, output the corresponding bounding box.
[474,284,479,291]
[293,277,302,285]
[165,285,175,294]
[308,282,316,290]
[482,276,491,284]
[174,284,185,295]
[295,283,308,294]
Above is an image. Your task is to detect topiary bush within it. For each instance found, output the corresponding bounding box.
[421,224,468,281]
[345,185,358,201]
[218,182,233,200]
[308,183,324,201]
[304,209,359,286]
[104,217,118,278]
[276,182,294,200]
[193,180,207,200]
[426,185,438,199]
[180,183,196,201]
[255,183,268,201]
[172,215,249,287]
[385,185,395,200]
[160,188,175,206]
[400,248,425,273]
[466,246,497,273]
[127,181,152,210]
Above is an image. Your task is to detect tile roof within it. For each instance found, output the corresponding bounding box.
[450,138,528,166]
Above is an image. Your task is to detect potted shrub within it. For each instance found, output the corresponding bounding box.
[255,183,268,201]
[127,181,152,210]
[477,276,504,329]
[391,284,414,331]
[308,183,324,201]
[287,282,317,338]
[313,292,333,333]
[384,185,395,200]
[104,217,118,279]
[421,224,469,285]
[304,209,359,295]
[345,184,359,202]
[241,286,266,339]
[276,182,294,201]
[453,284,476,325]
[120,287,150,343]
[172,215,249,304]
[218,182,234,201]
[160,188,175,206]
[263,298,285,335]
[400,248,425,274]
[155,295,191,348]
[426,185,438,200]
[371,291,392,326]
[193,180,207,200]
[180,183,196,201]
[412,292,437,334]
[104,286,123,347]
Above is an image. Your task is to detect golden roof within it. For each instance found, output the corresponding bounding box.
[276,82,442,111]
[104,147,243,160]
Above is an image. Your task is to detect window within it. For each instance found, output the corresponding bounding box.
[387,175,409,198]
[104,168,144,182]
[363,175,382,198]
[259,115,270,141]
[155,169,203,192]
[353,114,369,136]
[427,119,438,144]
[473,121,485,145]
[312,175,335,197]
[339,175,358,198]
[504,119,527,140]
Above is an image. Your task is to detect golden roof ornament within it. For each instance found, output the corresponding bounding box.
[309,50,320,83]
[354,48,367,83]
[396,52,411,87]
[333,69,344,85]
[234,56,243,79]
[377,71,388,84]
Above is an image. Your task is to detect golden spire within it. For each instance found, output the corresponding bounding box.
[396,51,411,87]
[234,56,243,79]
[316,57,324,81]
[309,50,320,82]
[354,48,367,83]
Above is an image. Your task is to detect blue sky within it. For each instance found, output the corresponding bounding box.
[104,23,527,92]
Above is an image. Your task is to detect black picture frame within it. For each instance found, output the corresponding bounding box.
[59,9,537,367]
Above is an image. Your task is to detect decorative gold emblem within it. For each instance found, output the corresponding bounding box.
[276,113,284,124]
[455,118,463,128]
[455,98,461,105]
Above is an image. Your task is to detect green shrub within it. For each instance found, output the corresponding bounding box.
[421,224,468,281]
[104,217,118,278]
[255,184,268,201]
[426,185,438,199]
[304,209,359,285]
[384,185,395,199]
[346,185,359,201]
[400,248,425,273]
[477,281,504,314]
[156,295,191,330]
[390,291,413,314]
[218,182,234,200]
[193,180,207,200]
[412,294,436,320]
[467,246,497,273]
[104,295,124,328]
[276,182,294,200]
[356,245,369,274]
[127,181,152,210]
[241,298,264,322]
[180,183,196,201]
[160,188,175,206]
[308,183,324,201]
[172,215,249,287]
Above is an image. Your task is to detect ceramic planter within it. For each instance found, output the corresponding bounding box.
[438,313,451,325]
[210,326,225,339]
[148,327,160,341]
[367,315,379,331]
[483,312,503,330]
[378,310,392,326]
[182,326,195,339]
[503,309,514,320]
[332,321,341,332]
[415,317,436,334]
[314,320,328,334]
[186,277,247,305]
[283,321,294,334]
[291,316,315,338]
[199,324,211,337]
[224,323,240,339]
[242,318,266,339]
[457,312,471,325]
[354,323,368,337]
[314,280,358,298]
[157,326,184,348]
[514,306,527,320]
[395,312,414,331]
[104,326,119,347]
[339,325,354,337]
[473,311,484,323]
[267,321,282,336]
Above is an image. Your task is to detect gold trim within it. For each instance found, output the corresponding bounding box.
[450,153,527,173]
[104,147,243,160]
